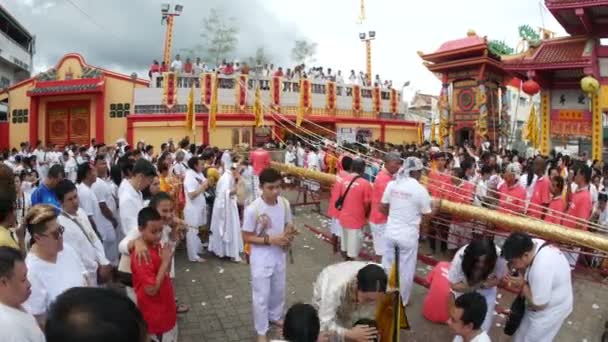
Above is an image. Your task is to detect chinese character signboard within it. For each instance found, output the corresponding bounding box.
[550,89,591,137]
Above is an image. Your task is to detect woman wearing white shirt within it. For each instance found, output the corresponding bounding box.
[23,204,88,326]
[183,156,209,262]
[448,239,507,340]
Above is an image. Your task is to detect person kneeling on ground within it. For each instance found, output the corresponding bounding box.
[312,261,386,342]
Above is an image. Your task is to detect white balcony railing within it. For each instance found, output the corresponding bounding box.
[0,31,32,73]
[133,74,406,118]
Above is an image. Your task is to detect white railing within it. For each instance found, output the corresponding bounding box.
[133,74,405,116]
[0,31,31,73]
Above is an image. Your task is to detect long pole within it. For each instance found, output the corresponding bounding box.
[366,40,372,86]
[163,15,174,65]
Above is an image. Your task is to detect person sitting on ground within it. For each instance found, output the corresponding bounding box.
[271,303,321,342]
[312,261,386,341]
[45,287,148,342]
[447,292,490,342]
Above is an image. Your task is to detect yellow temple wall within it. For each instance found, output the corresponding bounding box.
[385,125,417,145]
[336,123,381,140]
[132,121,204,150]
[8,82,33,148]
[104,77,146,144]
[600,85,608,110]
[57,57,84,80]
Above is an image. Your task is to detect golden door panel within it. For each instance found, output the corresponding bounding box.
[69,107,90,146]
[47,109,69,147]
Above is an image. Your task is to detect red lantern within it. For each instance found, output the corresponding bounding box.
[522,79,541,96]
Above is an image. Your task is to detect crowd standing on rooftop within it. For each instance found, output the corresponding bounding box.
[0,131,601,341]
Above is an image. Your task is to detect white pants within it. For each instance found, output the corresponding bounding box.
[150,324,178,342]
[251,257,286,335]
[186,227,203,262]
[253,175,261,199]
[103,238,119,266]
[330,218,342,238]
[340,228,363,258]
[369,222,386,256]
[453,287,497,342]
[381,236,418,304]
[513,308,569,342]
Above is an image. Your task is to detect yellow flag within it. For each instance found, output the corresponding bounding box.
[209,75,218,131]
[430,120,436,142]
[254,86,263,127]
[526,104,538,148]
[185,83,195,132]
[417,122,424,144]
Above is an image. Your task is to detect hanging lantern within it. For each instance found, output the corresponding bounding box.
[522,79,541,96]
[581,75,599,96]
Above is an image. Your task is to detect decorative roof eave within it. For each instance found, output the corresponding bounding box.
[26,78,105,97]
[423,56,503,73]
[418,44,488,64]
[502,60,592,72]
[545,0,608,10]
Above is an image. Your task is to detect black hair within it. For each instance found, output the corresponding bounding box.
[283,303,320,342]
[137,207,161,229]
[0,165,16,222]
[341,156,353,172]
[460,158,474,174]
[258,168,282,186]
[454,292,487,330]
[551,175,564,193]
[351,158,366,175]
[76,163,94,184]
[577,165,592,184]
[0,247,24,280]
[94,154,106,164]
[132,159,157,177]
[48,164,65,179]
[45,287,147,342]
[149,192,172,209]
[480,165,492,175]
[55,179,77,202]
[110,165,122,187]
[187,156,200,170]
[501,232,535,260]
[118,157,134,179]
[461,239,498,285]
[356,264,387,293]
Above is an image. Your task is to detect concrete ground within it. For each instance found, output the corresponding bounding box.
[174,191,608,341]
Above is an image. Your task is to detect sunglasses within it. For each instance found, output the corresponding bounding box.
[40,225,65,240]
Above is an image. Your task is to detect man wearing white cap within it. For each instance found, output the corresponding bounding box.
[496,163,527,247]
[380,157,434,304]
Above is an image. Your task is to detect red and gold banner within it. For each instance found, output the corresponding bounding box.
[372,86,381,114]
[298,79,312,126]
[200,73,214,106]
[271,76,282,111]
[352,85,362,114]
[326,81,336,114]
[235,74,248,111]
[390,88,398,114]
[162,72,177,109]
[208,76,218,131]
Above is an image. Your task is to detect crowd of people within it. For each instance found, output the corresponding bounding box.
[0,134,596,341]
[148,54,395,90]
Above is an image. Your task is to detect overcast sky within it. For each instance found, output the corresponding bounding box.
[5,0,567,95]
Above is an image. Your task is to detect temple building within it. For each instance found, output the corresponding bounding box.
[0,53,420,150]
[420,0,608,160]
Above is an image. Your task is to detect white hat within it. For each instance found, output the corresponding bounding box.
[398,156,424,178]
[505,163,522,177]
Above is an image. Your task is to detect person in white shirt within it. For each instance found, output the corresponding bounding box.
[220,150,232,171]
[55,179,112,285]
[76,163,100,234]
[208,165,243,262]
[23,205,88,326]
[0,247,45,342]
[348,70,357,85]
[183,156,210,263]
[61,151,77,183]
[87,138,97,160]
[305,147,320,191]
[92,155,120,264]
[380,157,433,304]
[503,233,573,342]
[170,54,183,72]
[119,159,156,237]
[242,168,296,342]
[193,57,205,75]
[172,150,188,179]
[284,145,296,166]
[296,143,305,168]
[448,292,492,342]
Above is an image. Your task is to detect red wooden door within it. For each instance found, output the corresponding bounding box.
[46,101,90,147]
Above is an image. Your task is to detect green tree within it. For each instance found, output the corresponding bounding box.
[245,47,272,68]
[291,39,317,65]
[200,8,239,65]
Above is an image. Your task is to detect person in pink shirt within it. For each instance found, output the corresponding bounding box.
[250,143,271,198]
[368,153,402,261]
[337,159,372,260]
[326,156,353,253]
[564,165,592,231]
[422,261,451,324]
[496,163,527,244]
[545,175,566,225]
[527,157,551,219]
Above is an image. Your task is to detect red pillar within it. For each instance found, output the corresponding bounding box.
[202,116,209,144]
[380,123,386,143]
[95,92,105,144]
[29,96,39,146]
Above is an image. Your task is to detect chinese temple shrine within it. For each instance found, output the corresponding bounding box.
[420,0,608,160]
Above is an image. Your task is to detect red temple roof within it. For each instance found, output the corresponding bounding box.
[434,34,486,54]
[419,31,489,64]
[502,36,593,70]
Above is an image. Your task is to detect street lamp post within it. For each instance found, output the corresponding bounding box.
[359,31,375,86]
[161,3,183,66]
